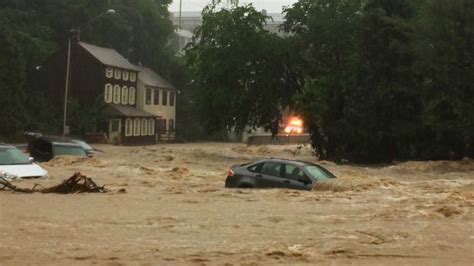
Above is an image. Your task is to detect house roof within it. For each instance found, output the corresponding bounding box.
[104,104,158,118]
[137,67,176,90]
[79,42,140,71]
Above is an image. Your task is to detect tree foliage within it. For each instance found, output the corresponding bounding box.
[186,4,298,134]
[0,0,176,140]
[283,0,473,162]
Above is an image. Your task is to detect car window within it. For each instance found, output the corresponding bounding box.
[53,145,87,157]
[260,162,283,177]
[284,164,305,181]
[304,165,336,182]
[247,163,261,173]
[0,147,31,165]
[73,140,92,150]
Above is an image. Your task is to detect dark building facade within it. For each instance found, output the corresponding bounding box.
[46,40,157,145]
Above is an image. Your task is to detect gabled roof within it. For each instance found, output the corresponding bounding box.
[104,104,158,118]
[79,42,140,71]
[137,67,176,90]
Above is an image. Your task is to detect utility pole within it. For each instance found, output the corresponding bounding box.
[178,0,182,29]
[63,9,115,136]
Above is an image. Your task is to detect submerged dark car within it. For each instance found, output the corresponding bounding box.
[28,136,88,162]
[225,159,336,190]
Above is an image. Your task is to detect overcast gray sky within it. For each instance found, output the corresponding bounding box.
[170,0,298,13]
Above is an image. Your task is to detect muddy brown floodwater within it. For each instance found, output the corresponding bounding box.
[1,143,473,265]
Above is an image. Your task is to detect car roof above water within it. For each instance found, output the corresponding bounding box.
[254,158,315,166]
[33,136,82,146]
[0,143,15,148]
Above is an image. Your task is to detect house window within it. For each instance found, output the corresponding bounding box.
[141,119,148,136]
[170,92,175,107]
[169,119,174,132]
[146,88,152,105]
[114,68,121,79]
[121,86,128,104]
[129,87,136,105]
[122,71,129,81]
[133,118,140,136]
[104,83,113,103]
[153,89,159,105]
[106,67,113,78]
[130,72,137,82]
[110,120,120,132]
[125,118,133,136]
[148,118,155,135]
[113,85,121,104]
[162,90,168,106]
[162,119,167,132]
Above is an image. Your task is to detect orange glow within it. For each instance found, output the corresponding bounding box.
[284,116,304,135]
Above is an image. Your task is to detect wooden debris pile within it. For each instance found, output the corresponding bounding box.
[0,172,108,194]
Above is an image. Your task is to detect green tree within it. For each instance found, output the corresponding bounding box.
[415,0,474,159]
[347,0,420,162]
[283,0,363,160]
[186,4,297,133]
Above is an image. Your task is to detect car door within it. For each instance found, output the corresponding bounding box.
[281,164,313,190]
[256,162,285,188]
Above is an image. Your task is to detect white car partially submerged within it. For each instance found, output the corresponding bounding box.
[0,144,48,180]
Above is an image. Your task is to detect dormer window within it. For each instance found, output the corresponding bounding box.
[106,67,113,78]
[114,69,121,79]
[130,72,137,82]
[123,71,129,81]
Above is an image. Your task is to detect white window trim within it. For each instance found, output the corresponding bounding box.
[141,119,148,136]
[106,67,113,78]
[146,88,152,105]
[130,72,137,82]
[125,118,132,136]
[122,71,129,81]
[114,69,121,80]
[113,85,121,104]
[148,118,155,136]
[133,118,140,136]
[129,87,136,105]
[104,83,113,103]
[121,86,128,105]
